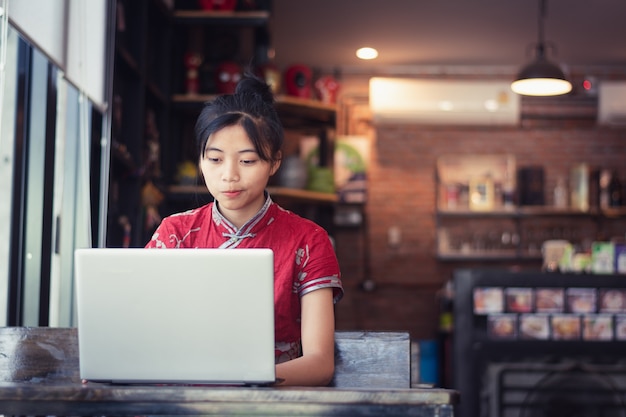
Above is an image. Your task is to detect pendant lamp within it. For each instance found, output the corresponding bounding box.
[511,0,572,96]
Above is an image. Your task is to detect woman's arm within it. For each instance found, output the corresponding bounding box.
[275,287,336,386]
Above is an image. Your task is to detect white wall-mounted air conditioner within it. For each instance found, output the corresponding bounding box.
[369,78,520,126]
[598,81,626,126]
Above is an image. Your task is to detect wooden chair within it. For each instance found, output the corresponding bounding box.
[330,331,411,388]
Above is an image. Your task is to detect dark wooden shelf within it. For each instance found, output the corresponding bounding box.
[172,10,270,25]
[173,93,335,110]
[171,93,215,103]
[436,251,542,262]
[275,95,337,127]
[435,205,626,263]
[268,186,338,204]
[275,95,337,114]
[167,185,338,205]
[171,93,337,127]
[436,206,626,219]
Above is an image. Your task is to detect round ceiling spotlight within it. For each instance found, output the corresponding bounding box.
[356,47,378,60]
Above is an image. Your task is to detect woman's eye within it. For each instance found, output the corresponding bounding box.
[204,155,220,163]
[241,159,257,165]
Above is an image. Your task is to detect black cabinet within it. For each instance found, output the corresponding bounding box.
[453,269,626,417]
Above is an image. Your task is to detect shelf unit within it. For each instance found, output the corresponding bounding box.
[162,5,273,189]
[436,206,626,261]
[171,94,336,128]
[168,185,337,203]
[434,154,626,263]
[108,0,172,247]
[109,2,347,245]
[166,88,339,216]
[172,9,270,23]
[162,3,341,233]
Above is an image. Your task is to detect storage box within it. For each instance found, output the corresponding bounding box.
[592,241,615,274]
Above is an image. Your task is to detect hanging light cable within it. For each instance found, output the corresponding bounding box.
[511,0,572,96]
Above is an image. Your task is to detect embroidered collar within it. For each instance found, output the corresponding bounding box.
[212,193,273,248]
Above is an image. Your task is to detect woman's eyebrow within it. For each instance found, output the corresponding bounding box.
[204,146,257,154]
[204,146,223,152]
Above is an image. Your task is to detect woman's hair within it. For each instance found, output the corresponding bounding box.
[194,73,284,165]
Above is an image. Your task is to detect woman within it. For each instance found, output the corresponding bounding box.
[146,74,343,386]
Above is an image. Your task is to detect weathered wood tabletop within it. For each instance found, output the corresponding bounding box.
[0,327,458,416]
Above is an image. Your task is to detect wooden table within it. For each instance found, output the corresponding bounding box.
[0,327,458,416]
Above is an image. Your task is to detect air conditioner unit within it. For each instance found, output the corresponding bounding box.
[598,81,626,126]
[369,78,520,125]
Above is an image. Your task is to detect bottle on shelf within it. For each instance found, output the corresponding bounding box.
[570,163,589,212]
[599,169,611,209]
[553,176,568,208]
[609,171,623,207]
[502,179,515,210]
[445,184,459,210]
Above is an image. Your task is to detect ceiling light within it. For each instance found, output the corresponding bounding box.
[511,0,572,96]
[356,47,378,60]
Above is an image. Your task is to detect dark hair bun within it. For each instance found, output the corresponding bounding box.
[235,73,275,104]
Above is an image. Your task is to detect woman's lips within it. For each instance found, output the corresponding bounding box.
[222,190,242,198]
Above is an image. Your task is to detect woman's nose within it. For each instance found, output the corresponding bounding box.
[221,160,239,181]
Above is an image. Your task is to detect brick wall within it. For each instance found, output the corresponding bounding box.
[333,80,626,340]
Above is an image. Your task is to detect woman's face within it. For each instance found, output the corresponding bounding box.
[200,124,280,228]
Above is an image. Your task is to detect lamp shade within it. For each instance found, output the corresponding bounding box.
[511,0,572,97]
[511,56,572,96]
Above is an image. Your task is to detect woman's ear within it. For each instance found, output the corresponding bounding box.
[196,157,205,181]
[269,151,282,176]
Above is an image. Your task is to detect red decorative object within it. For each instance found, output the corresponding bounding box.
[314,75,340,104]
[215,61,242,94]
[184,52,202,95]
[198,0,237,11]
[284,64,312,98]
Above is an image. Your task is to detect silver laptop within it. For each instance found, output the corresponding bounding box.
[74,248,276,385]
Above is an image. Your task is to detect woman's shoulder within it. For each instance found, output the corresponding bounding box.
[271,203,326,231]
[162,203,213,227]
[147,203,214,248]
[269,203,330,243]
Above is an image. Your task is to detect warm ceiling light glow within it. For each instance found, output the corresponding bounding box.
[511,77,572,96]
[511,0,572,97]
[356,47,378,60]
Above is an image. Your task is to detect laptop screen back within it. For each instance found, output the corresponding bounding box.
[74,248,275,385]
